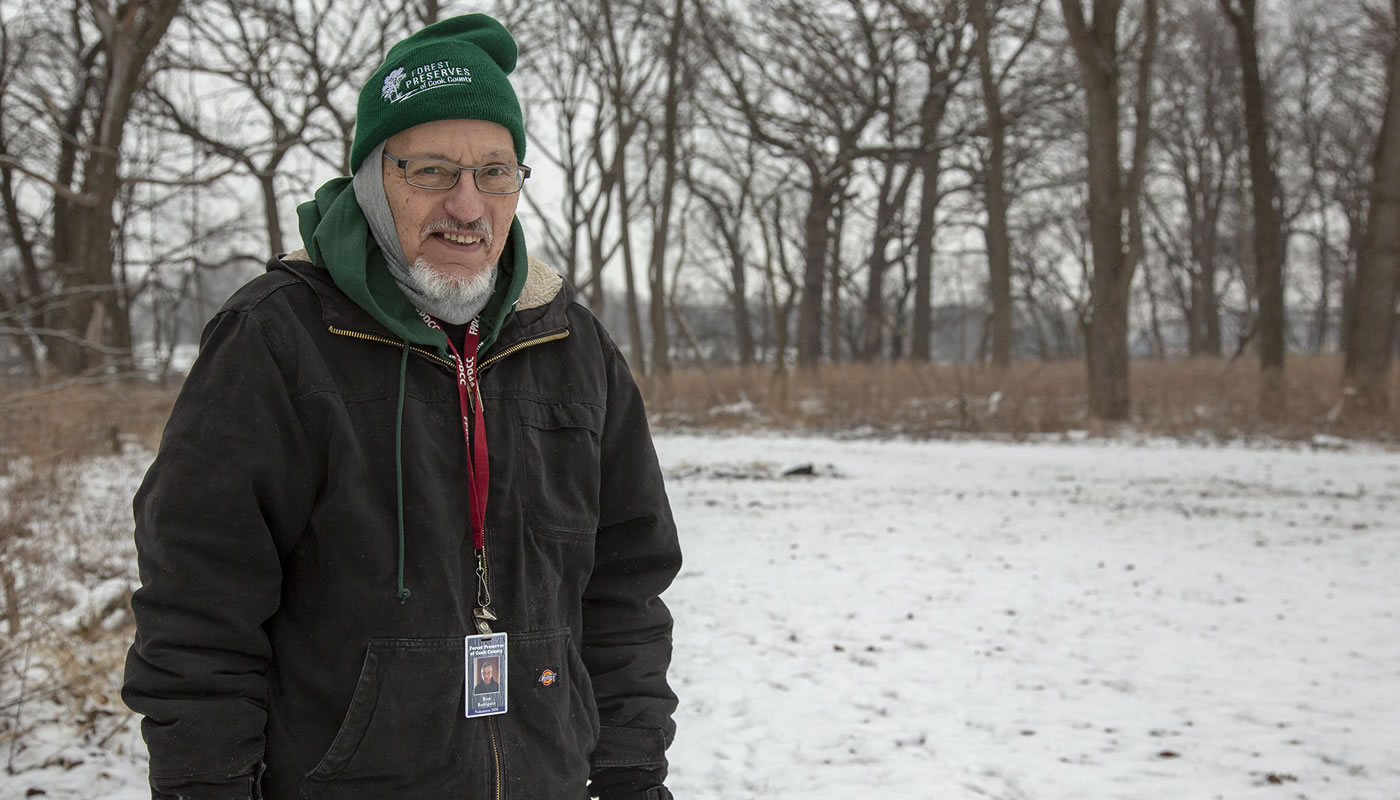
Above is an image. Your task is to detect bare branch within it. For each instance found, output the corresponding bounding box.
[0,155,96,206]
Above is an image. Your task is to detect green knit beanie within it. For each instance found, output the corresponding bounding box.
[351,14,525,172]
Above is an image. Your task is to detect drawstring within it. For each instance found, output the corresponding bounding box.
[394,343,412,604]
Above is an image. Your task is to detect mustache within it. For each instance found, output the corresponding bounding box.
[421,217,492,243]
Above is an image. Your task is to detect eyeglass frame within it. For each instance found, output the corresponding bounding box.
[382,152,532,194]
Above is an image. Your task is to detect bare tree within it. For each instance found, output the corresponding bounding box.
[408,0,443,25]
[973,0,1014,367]
[513,1,609,288]
[1218,0,1287,417]
[856,148,916,362]
[43,0,181,375]
[850,23,920,364]
[1329,25,1392,354]
[886,0,975,363]
[697,0,891,368]
[596,0,653,369]
[644,0,689,377]
[1289,5,1346,353]
[1343,0,1400,416]
[514,0,665,369]
[1017,193,1092,359]
[0,19,49,376]
[1268,0,1388,358]
[972,0,1049,367]
[683,137,765,367]
[758,188,804,373]
[1147,0,1244,357]
[1060,0,1158,420]
[151,0,401,258]
[0,0,182,376]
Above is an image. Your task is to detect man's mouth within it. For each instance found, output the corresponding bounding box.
[438,232,485,246]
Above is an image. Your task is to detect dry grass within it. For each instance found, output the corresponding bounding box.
[0,356,1394,452]
[641,354,1400,442]
[0,381,174,766]
[0,382,177,461]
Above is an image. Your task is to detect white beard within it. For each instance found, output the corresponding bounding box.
[404,258,497,324]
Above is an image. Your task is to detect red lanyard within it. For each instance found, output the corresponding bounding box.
[418,313,489,552]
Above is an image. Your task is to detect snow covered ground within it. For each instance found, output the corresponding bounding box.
[3,433,1398,799]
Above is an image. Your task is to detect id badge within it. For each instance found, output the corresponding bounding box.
[465,633,508,718]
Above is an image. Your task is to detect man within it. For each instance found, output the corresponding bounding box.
[474,660,502,694]
[122,14,680,800]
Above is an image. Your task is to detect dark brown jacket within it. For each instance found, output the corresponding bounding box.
[123,254,680,799]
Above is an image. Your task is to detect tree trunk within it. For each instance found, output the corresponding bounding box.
[1200,204,1223,356]
[618,156,646,373]
[587,217,609,313]
[0,139,47,376]
[1338,204,1365,355]
[910,155,938,362]
[259,170,284,256]
[860,162,911,361]
[1311,228,1331,354]
[763,194,793,376]
[826,199,846,363]
[1221,0,1288,417]
[796,166,836,367]
[690,186,756,366]
[974,0,1013,368]
[47,49,98,375]
[647,0,685,378]
[730,251,755,367]
[3,566,19,635]
[1342,0,1400,416]
[1143,256,1166,358]
[414,0,443,25]
[49,0,181,375]
[1062,0,1153,421]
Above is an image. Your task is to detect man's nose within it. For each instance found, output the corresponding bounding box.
[443,173,487,220]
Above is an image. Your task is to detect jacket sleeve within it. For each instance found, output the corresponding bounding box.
[122,306,316,799]
[582,330,682,789]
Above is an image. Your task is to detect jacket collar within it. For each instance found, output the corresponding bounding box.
[275,249,570,359]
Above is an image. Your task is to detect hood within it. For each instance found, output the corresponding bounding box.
[293,175,529,357]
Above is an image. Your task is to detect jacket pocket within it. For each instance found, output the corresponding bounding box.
[516,399,604,538]
[300,638,493,799]
[497,628,598,800]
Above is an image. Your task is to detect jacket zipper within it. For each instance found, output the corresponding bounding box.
[327,325,571,372]
[480,330,570,371]
[327,325,457,370]
[489,717,503,800]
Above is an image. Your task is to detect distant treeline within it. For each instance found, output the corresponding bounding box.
[0,0,1396,419]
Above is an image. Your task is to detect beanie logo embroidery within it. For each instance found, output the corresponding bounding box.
[381,67,407,102]
[381,61,474,105]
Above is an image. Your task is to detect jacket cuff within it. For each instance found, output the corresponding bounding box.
[591,725,668,769]
[588,766,670,800]
[596,788,673,800]
[150,761,263,800]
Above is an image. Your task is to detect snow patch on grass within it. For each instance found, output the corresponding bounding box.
[3,436,1397,799]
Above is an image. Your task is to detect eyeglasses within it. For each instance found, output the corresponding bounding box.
[383,152,531,194]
